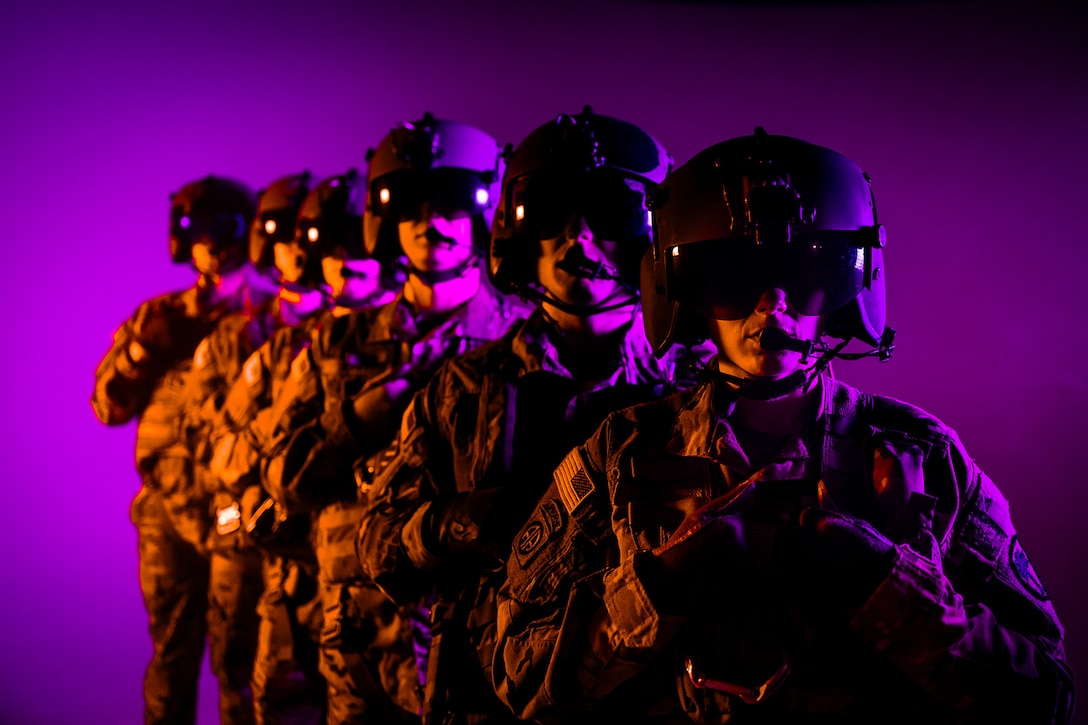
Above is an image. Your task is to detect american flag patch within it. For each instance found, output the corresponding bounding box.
[555,448,594,514]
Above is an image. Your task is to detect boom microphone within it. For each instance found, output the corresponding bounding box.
[759,328,829,362]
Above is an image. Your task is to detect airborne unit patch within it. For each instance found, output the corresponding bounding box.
[514,499,565,568]
[1010,535,1049,601]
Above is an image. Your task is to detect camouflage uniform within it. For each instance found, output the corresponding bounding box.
[355,307,703,724]
[494,372,1074,724]
[92,286,254,725]
[186,293,320,725]
[210,309,328,725]
[263,283,520,724]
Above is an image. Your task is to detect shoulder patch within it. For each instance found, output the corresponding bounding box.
[555,448,595,515]
[1010,535,1049,601]
[513,499,565,568]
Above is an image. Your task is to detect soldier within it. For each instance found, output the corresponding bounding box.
[493,130,1075,723]
[353,107,710,725]
[207,169,400,724]
[92,175,270,725]
[261,114,524,724]
[182,172,319,725]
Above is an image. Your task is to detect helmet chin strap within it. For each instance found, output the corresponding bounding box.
[527,249,640,317]
[407,257,477,286]
[407,227,484,285]
[528,285,640,317]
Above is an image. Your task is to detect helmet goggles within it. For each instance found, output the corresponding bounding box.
[256,209,299,247]
[510,170,651,243]
[171,208,247,250]
[669,230,867,320]
[371,168,492,223]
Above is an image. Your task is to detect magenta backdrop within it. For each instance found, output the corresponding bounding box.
[2,0,1085,722]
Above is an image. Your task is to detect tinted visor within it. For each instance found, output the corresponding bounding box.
[297,216,364,259]
[510,171,651,243]
[171,208,247,248]
[669,231,866,320]
[257,209,298,246]
[371,168,491,222]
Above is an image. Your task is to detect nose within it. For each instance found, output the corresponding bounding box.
[755,288,790,315]
[565,215,594,246]
[416,201,436,226]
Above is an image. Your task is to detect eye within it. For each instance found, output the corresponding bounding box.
[379,187,391,204]
[308,227,319,242]
[179,215,191,229]
[515,204,525,221]
[475,187,490,206]
[264,219,277,234]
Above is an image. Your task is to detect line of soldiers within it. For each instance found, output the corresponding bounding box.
[93,111,1074,725]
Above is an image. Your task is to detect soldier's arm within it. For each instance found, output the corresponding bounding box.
[355,382,444,603]
[207,344,273,496]
[92,293,201,425]
[492,428,687,722]
[846,436,1074,723]
[259,346,338,515]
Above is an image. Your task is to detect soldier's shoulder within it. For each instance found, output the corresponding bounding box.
[831,379,955,444]
[131,286,192,317]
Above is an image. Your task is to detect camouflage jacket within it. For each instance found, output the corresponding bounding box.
[356,307,707,723]
[186,293,327,551]
[262,283,521,583]
[92,284,255,548]
[493,372,1074,724]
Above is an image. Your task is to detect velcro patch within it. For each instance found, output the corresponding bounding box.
[1010,536,1049,601]
[555,448,595,515]
[290,348,313,380]
[193,339,210,370]
[514,499,564,568]
[242,351,264,387]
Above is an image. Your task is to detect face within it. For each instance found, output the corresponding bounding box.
[536,215,634,309]
[397,202,476,274]
[273,241,309,284]
[190,241,221,276]
[319,254,374,300]
[707,288,822,380]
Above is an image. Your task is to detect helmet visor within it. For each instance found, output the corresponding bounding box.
[171,208,247,249]
[371,168,492,222]
[669,231,866,320]
[509,171,651,243]
[257,209,298,246]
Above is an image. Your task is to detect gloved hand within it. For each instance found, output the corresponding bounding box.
[423,487,521,560]
[794,507,897,615]
[637,482,763,616]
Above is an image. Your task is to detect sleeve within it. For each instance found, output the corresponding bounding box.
[260,346,338,515]
[181,334,228,472]
[849,434,1075,723]
[492,432,686,722]
[355,380,445,604]
[207,344,273,496]
[91,295,199,425]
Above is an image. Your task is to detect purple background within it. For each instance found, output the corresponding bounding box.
[3,0,1085,722]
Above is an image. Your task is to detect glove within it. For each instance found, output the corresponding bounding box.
[637,482,764,616]
[422,487,521,560]
[794,507,896,615]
